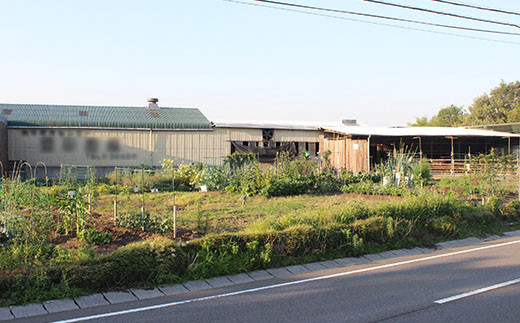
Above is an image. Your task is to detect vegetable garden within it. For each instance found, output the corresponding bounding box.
[1,149,520,306]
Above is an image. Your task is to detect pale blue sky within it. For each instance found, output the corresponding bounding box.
[0,0,518,126]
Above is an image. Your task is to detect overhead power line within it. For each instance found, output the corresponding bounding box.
[240,0,520,36]
[430,0,520,17]
[363,0,520,29]
[223,0,520,45]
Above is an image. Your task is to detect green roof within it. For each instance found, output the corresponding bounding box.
[0,103,212,129]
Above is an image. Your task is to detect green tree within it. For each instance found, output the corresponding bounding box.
[464,81,520,125]
[411,105,465,127]
[411,81,520,127]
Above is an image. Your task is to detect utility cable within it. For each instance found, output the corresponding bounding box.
[223,0,520,45]
[363,0,520,29]
[430,0,520,17]
[240,0,520,36]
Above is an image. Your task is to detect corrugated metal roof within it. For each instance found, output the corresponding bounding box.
[214,120,519,138]
[322,125,520,138]
[0,103,212,129]
[214,120,343,130]
[469,123,520,134]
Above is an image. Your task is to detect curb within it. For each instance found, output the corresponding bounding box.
[2,230,520,320]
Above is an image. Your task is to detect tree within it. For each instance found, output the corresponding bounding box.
[430,105,465,126]
[411,105,465,127]
[464,81,520,125]
[411,81,520,127]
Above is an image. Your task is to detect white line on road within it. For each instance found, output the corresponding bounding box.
[434,277,520,304]
[53,239,520,323]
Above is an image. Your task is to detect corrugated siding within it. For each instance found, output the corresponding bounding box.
[8,126,324,169]
[8,128,231,167]
[0,115,7,171]
[0,104,212,129]
[273,129,319,142]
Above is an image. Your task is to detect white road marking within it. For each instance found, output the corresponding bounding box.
[53,239,520,323]
[434,277,520,304]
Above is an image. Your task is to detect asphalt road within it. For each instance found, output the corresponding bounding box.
[21,236,520,323]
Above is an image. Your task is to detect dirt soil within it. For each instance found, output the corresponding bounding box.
[51,213,201,253]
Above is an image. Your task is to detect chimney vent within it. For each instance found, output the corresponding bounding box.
[342,119,357,126]
[147,98,159,109]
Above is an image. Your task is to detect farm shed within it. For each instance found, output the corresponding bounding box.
[214,121,322,163]
[1,101,223,177]
[320,126,520,174]
[0,103,329,177]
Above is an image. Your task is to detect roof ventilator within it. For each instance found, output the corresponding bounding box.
[342,119,357,126]
[147,98,159,109]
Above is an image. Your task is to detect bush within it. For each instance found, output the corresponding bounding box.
[79,228,113,245]
[59,238,188,290]
[342,182,407,196]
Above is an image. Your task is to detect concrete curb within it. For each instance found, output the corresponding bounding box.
[2,230,519,320]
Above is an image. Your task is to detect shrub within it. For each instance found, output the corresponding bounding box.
[79,228,113,245]
[60,238,188,290]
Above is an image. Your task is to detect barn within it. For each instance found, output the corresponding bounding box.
[2,100,218,177]
[1,100,518,178]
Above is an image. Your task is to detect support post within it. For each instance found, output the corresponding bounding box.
[419,136,423,160]
[450,137,454,176]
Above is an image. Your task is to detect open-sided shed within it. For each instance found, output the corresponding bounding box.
[320,126,520,173]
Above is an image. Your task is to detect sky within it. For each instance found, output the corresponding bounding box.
[0,0,519,126]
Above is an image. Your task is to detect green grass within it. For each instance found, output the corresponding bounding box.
[2,180,520,307]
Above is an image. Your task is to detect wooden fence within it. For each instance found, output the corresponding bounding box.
[428,158,519,177]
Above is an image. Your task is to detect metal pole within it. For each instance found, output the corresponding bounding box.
[113,199,117,225]
[141,167,145,217]
[173,206,177,239]
[451,137,454,176]
[172,167,176,238]
[114,167,118,224]
[468,150,472,199]
[149,128,153,168]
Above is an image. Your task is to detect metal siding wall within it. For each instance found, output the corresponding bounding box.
[0,119,8,172]
[7,127,318,169]
[154,129,230,166]
[273,130,320,142]
[8,129,151,167]
[224,128,262,141]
